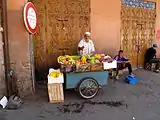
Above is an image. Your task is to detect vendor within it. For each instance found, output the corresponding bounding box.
[78,32,95,56]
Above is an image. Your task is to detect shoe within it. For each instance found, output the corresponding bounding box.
[129,73,135,77]
[154,69,160,73]
[116,76,119,80]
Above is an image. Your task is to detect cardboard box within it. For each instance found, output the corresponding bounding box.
[103,60,117,70]
[48,69,64,84]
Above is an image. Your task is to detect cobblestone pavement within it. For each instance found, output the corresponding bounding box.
[1,69,160,120]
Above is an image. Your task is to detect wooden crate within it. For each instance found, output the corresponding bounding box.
[48,83,64,103]
[90,63,103,72]
[76,63,91,72]
[60,64,75,73]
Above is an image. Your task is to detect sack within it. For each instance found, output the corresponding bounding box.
[6,95,23,110]
[125,75,137,85]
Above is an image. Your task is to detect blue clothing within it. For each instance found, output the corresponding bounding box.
[114,55,129,63]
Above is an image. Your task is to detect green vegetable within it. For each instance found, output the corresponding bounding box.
[88,57,95,64]
[71,56,81,60]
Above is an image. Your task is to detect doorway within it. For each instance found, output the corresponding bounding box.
[120,1,156,67]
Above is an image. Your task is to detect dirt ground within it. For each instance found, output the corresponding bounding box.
[1,69,160,120]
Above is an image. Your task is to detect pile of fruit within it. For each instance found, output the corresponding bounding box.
[75,56,89,65]
[94,54,102,60]
[74,54,104,65]
[49,71,63,78]
[88,54,105,64]
[57,55,75,65]
[57,54,109,73]
[57,54,106,65]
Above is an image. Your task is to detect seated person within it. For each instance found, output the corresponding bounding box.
[145,44,160,72]
[114,50,133,80]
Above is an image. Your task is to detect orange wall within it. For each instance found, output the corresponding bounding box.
[7,0,33,96]
[91,0,121,57]
[91,0,160,57]
[155,0,160,57]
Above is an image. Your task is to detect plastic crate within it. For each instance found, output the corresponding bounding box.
[125,75,137,85]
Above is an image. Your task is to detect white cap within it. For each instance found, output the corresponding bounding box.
[84,32,91,36]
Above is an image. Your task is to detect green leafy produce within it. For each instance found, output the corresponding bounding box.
[71,56,81,60]
[88,57,95,64]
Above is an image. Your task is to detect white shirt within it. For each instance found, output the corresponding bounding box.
[78,39,95,56]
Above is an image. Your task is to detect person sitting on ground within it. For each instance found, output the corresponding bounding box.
[114,50,133,80]
[145,44,160,72]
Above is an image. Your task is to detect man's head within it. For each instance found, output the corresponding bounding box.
[84,32,91,42]
[118,50,124,57]
[153,44,158,49]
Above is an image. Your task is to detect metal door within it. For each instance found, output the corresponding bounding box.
[121,1,156,67]
[31,0,90,79]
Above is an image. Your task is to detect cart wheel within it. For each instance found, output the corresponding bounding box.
[77,77,99,99]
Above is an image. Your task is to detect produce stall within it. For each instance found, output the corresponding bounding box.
[48,54,117,101]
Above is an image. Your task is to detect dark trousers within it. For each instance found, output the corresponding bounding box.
[149,58,160,70]
[116,62,132,76]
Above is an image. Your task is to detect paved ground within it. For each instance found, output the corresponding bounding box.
[1,69,160,120]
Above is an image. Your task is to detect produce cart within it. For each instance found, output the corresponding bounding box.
[56,54,116,99]
[65,71,109,99]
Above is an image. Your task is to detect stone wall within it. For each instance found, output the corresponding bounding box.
[0,2,6,98]
[0,29,6,98]
[7,0,33,97]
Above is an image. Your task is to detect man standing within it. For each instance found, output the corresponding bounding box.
[145,44,160,72]
[78,32,95,56]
